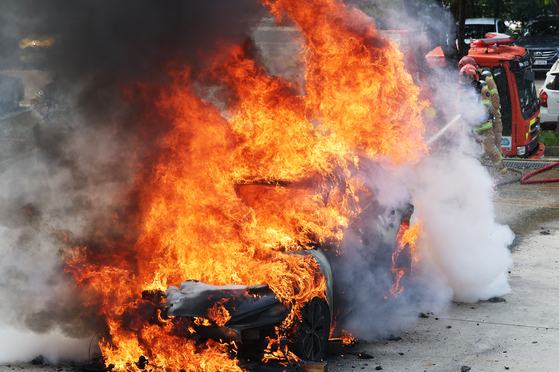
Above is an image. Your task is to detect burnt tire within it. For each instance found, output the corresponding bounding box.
[293,297,330,361]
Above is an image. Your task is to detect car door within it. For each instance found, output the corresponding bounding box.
[544,73,559,116]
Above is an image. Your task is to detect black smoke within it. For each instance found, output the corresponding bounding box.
[0,0,266,362]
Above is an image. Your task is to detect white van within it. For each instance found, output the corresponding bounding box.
[461,18,510,44]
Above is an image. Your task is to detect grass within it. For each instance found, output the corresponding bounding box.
[540,130,559,147]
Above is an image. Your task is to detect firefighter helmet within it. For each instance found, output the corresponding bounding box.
[458,56,477,69]
[459,64,479,84]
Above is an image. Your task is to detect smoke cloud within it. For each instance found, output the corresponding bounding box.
[0,0,266,363]
[0,0,514,363]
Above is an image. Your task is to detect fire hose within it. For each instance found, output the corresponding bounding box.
[494,167,523,188]
[426,116,559,186]
[426,114,462,147]
[520,161,559,184]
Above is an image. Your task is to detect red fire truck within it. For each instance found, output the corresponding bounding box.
[425,34,544,158]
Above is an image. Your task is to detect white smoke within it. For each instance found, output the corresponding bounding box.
[409,136,514,303]
[0,0,517,362]
[0,328,91,364]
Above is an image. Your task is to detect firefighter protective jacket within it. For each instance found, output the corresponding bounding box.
[30,82,58,114]
[478,68,501,119]
[457,81,493,133]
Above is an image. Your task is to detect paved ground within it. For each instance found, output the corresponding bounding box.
[327,231,559,372]
[325,162,559,372]
[0,75,558,372]
[2,166,556,371]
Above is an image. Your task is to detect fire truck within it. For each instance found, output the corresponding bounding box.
[425,34,544,158]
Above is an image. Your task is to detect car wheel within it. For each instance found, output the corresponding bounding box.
[293,297,330,361]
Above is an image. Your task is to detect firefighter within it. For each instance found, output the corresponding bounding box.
[457,64,506,174]
[458,56,502,152]
[30,81,60,120]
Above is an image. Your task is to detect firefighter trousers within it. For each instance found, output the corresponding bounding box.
[474,127,502,167]
[493,116,503,153]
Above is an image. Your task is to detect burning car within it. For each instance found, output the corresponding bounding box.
[128,159,414,364]
[163,248,333,362]
[63,0,426,370]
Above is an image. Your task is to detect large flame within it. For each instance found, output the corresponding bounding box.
[64,0,427,370]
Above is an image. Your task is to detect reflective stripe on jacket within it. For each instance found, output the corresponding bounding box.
[473,120,493,133]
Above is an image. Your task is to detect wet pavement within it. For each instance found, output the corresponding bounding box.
[495,160,559,236]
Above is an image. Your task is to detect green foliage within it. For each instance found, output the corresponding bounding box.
[540,130,559,146]
[454,0,554,24]
[356,0,555,27]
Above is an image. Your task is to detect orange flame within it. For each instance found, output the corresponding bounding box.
[331,330,357,346]
[388,221,423,298]
[63,0,428,370]
[207,299,232,327]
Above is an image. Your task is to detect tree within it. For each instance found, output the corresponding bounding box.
[537,0,559,15]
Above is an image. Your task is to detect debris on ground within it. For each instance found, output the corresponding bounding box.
[348,351,374,359]
[488,297,507,303]
[30,356,49,366]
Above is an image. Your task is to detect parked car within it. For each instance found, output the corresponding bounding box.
[539,59,559,128]
[0,73,25,115]
[131,160,414,363]
[460,18,510,44]
[515,15,559,71]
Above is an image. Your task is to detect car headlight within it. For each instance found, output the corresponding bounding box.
[516,146,526,156]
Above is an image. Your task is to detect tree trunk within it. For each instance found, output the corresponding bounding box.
[553,0,559,16]
[457,0,468,58]
[442,0,459,64]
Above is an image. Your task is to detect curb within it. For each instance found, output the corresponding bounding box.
[544,146,559,157]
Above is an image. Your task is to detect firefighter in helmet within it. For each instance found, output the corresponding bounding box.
[457,64,506,174]
[459,56,502,153]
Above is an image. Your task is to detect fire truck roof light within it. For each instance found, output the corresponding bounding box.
[471,34,515,48]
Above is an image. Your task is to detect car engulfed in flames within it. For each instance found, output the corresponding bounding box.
[163,248,332,362]
[62,0,427,369]
[121,159,414,364]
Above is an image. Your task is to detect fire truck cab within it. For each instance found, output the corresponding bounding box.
[426,35,544,158]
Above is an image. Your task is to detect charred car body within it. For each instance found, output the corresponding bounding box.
[137,160,414,362]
